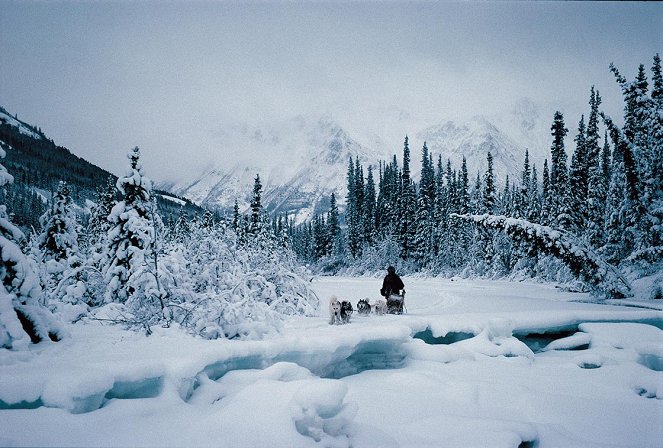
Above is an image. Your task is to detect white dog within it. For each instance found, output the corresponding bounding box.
[372,299,387,315]
[329,295,342,325]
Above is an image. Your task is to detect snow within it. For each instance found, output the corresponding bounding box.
[158,194,186,206]
[0,276,661,447]
[0,109,42,140]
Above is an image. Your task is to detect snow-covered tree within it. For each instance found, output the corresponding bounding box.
[101,147,163,328]
[86,176,116,251]
[549,112,572,230]
[452,213,632,298]
[38,182,80,264]
[35,181,92,308]
[0,145,62,349]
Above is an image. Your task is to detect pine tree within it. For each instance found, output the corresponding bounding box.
[38,181,80,264]
[0,146,61,348]
[101,147,160,315]
[345,157,360,257]
[528,163,541,222]
[327,192,341,256]
[412,143,436,265]
[482,152,496,213]
[549,112,572,230]
[398,136,416,259]
[601,126,631,263]
[363,166,376,243]
[87,176,116,251]
[250,173,264,234]
[354,158,366,245]
[541,159,551,224]
[608,58,661,258]
[232,199,240,232]
[569,115,588,233]
[585,88,607,248]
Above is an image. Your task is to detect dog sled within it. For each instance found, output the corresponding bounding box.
[386,290,405,314]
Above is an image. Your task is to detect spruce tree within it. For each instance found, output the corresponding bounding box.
[101,147,159,311]
[354,158,365,245]
[482,152,496,213]
[541,159,551,225]
[87,176,116,251]
[399,136,416,259]
[345,157,361,257]
[38,181,80,264]
[569,115,588,233]
[549,112,572,230]
[250,173,264,234]
[585,88,607,248]
[232,199,240,232]
[0,146,61,348]
[363,166,376,243]
[327,192,341,255]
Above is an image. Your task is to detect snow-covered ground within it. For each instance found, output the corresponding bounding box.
[1,277,661,447]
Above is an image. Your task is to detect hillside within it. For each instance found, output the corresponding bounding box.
[0,107,204,229]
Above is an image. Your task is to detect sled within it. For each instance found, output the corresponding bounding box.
[386,291,405,314]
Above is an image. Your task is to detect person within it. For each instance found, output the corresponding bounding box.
[380,266,404,298]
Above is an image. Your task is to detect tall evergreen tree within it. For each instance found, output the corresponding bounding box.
[482,152,496,214]
[0,146,61,348]
[398,136,416,259]
[101,147,159,309]
[549,112,572,230]
[38,181,80,264]
[363,166,376,243]
[327,192,341,256]
[586,87,607,247]
[250,173,264,233]
[345,157,361,257]
[87,176,116,250]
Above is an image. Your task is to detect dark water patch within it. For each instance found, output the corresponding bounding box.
[105,377,163,400]
[322,339,407,379]
[518,439,539,448]
[514,327,579,353]
[638,354,663,372]
[197,339,408,384]
[0,398,44,410]
[201,355,267,382]
[413,328,475,345]
[578,362,601,369]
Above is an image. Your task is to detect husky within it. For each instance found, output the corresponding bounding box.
[329,296,342,325]
[357,299,371,315]
[340,300,353,324]
[373,299,387,315]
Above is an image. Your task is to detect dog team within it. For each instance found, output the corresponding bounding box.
[329,266,404,325]
[328,296,389,325]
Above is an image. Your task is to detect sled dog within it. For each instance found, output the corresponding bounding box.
[329,296,342,325]
[340,300,353,324]
[373,299,387,315]
[357,299,371,315]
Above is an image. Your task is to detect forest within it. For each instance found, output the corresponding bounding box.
[0,54,661,349]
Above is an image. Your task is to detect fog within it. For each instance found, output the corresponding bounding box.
[1,1,660,182]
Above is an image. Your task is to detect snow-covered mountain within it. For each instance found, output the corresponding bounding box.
[164,116,384,223]
[418,116,523,182]
[164,100,554,222]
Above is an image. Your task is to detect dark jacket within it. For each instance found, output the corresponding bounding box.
[380,273,404,297]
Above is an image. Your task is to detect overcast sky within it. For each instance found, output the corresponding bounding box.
[1,1,660,182]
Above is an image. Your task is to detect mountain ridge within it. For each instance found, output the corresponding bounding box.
[165,103,553,222]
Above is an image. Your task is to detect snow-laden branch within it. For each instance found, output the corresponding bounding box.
[450,213,632,298]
